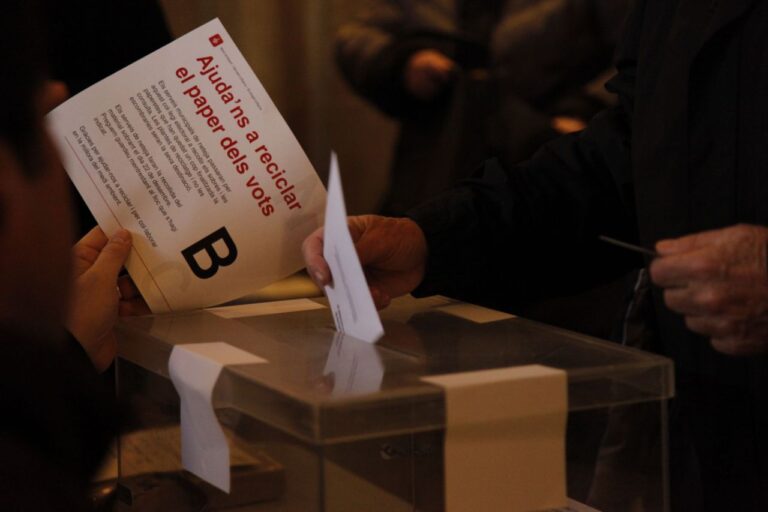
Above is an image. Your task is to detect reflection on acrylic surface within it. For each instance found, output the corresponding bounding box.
[323,331,384,396]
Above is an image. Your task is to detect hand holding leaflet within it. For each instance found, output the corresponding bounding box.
[47,19,326,313]
[322,154,384,343]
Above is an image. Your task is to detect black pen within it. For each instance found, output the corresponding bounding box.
[598,235,659,258]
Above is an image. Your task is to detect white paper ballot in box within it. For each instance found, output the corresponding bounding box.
[47,19,326,313]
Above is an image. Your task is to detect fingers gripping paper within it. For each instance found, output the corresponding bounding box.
[423,365,568,512]
[47,19,326,312]
[168,342,266,492]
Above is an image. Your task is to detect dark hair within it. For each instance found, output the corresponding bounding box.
[0,0,47,175]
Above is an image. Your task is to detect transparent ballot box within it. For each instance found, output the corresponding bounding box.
[115,296,674,511]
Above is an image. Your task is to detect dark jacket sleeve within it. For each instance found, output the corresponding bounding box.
[408,0,646,308]
[0,332,117,511]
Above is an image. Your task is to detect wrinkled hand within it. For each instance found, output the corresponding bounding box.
[302,215,428,309]
[404,50,457,100]
[650,224,768,356]
[67,227,150,372]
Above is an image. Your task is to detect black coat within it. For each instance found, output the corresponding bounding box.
[411,0,768,509]
[0,332,116,511]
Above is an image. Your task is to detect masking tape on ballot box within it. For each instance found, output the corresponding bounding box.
[436,302,516,324]
[422,365,567,512]
[168,342,267,493]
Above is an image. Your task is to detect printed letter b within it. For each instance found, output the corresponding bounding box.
[182,227,238,279]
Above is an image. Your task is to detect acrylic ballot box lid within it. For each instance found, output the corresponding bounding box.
[116,295,674,445]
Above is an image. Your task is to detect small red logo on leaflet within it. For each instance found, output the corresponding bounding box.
[209,34,223,47]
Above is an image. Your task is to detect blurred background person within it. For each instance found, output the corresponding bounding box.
[336,0,631,216]
[337,0,633,340]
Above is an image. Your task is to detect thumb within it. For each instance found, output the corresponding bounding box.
[91,229,132,279]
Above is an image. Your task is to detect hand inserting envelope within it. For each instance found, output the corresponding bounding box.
[322,154,385,343]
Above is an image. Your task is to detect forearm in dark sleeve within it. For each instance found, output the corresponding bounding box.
[0,332,118,505]
[408,119,638,307]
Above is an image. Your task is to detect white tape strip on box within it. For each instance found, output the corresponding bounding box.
[422,365,567,512]
[168,342,267,492]
[436,302,516,324]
